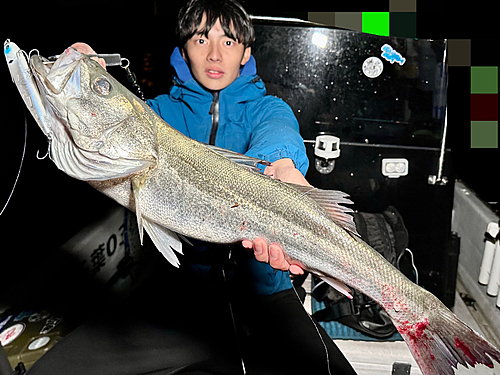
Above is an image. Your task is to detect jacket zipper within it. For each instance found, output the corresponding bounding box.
[208,91,220,145]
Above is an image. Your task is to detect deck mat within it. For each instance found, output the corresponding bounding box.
[311,298,402,341]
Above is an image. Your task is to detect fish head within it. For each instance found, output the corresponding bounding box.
[29,47,158,181]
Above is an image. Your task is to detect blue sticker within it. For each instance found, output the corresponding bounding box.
[381,44,406,66]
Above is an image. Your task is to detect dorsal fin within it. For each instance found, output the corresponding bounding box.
[292,185,360,237]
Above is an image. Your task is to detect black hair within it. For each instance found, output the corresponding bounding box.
[177,0,255,48]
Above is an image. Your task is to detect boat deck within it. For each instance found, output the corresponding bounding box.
[302,273,500,375]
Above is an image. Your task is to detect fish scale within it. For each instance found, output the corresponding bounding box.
[5,40,500,375]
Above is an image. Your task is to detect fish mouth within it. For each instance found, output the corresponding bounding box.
[30,47,84,95]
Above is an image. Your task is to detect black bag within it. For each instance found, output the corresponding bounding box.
[311,206,413,339]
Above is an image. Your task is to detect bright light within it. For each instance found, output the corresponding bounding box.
[312,32,327,48]
[382,158,409,178]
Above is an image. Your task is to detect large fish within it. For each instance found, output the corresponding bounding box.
[5,40,500,375]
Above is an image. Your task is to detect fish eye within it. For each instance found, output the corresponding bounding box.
[92,77,112,96]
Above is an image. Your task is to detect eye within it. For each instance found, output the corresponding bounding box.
[92,77,112,96]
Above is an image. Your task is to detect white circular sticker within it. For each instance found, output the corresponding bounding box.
[0,323,25,346]
[28,337,51,351]
[362,56,384,78]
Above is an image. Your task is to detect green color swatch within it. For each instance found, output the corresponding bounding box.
[471,66,498,94]
[471,121,498,148]
[362,12,390,36]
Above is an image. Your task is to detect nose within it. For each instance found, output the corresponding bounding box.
[207,44,222,62]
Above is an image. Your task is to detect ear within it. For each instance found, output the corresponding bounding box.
[181,47,189,63]
[241,46,251,66]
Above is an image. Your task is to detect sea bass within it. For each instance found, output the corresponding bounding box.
[5,40,500,375]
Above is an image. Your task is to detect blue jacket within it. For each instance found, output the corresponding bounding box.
[147,47,309,295]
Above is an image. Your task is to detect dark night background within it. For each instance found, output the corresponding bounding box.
[0,1,498,307]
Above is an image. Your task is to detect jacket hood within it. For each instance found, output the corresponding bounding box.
[170,46,257,83]
[169,47,264,114]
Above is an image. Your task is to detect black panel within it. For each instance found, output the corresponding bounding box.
[253,23,447,148]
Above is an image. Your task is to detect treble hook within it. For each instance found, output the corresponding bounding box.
[36,143,50,160]
[28,49,40,59]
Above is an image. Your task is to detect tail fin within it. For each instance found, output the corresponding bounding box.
[395,305,500,375]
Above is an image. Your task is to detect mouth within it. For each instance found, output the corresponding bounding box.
[205,68,224,79]
[30,47,83,94]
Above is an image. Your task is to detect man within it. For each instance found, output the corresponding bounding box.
[28,1,357,374]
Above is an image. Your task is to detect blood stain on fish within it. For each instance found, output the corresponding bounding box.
[398,319,429,340]
[455,337,476,363]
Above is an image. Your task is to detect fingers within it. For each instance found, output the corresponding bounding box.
[263,158,311,186]
[289,264,304,275]
[253,238,269,264]
[269,243,304,275]
[269,243,287,270]
[71,42,97,55]
[242,239,253,249]
[242,238,304,275]
[70,42,107,70]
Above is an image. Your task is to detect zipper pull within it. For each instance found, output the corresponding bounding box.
[209,91,219,115]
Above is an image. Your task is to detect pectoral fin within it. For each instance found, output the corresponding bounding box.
[131,178,144,245]
[130,176,184,268]
[49,129,154,181]
[143,219,183,268]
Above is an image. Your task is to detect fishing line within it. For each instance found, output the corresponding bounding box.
[397,248,419,285]
[0,110,27,216]
[222,265,247,375]
[221,248,247,375]
[291,282,332,375]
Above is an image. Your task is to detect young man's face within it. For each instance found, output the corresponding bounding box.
[182,14,251,91]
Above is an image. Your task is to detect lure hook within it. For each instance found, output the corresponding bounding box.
[28,49,40,59]
[36,143,50,160]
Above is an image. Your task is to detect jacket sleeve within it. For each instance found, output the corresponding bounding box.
[244,96,309,176]
[239,96,309,295]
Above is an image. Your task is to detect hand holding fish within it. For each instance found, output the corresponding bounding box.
[70,42,106,70]
[243,158,308,275]
[263,158,310,187]
[242,238,305,275]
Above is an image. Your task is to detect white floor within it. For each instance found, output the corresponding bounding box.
[301,274,500,375]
